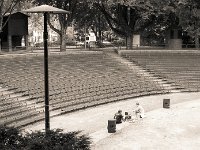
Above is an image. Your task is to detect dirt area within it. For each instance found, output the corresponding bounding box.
[24,92,200,150]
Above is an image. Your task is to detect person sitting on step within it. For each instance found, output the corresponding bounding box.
[124,112,132,121]
[114,110,124,124]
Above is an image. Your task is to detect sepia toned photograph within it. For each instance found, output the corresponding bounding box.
[0,0,200,149]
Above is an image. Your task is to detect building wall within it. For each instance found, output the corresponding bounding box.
[9,13,28,36]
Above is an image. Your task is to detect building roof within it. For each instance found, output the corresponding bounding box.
[4,11,29,17]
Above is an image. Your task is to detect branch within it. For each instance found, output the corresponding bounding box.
[0,0,4,31]
[47,14,61,35]
[95,3,127,36]
[68,0,78,22]
[3,0,19,16]
[135,15,156,33]
[0,1,4,14]
[2,0,20,30]
[58,13,68,31]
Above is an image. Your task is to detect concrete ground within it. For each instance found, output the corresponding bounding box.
[92,98,200,150]
[24,92,200,150]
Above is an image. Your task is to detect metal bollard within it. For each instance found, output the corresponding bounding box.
[107,119,116,133]
[163,99,170,108]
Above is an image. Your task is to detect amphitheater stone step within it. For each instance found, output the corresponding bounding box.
[106,52,182,93]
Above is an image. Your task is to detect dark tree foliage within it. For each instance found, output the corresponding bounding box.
[73,2,109,43]
[24,129,91,150]
[90,0,158,49]
[85,0,200,48]
[0,125,25,150]
[34,0,80,51]
[0,126,91,150]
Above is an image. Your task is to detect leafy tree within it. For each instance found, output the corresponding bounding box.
[73,1,109,47]
[177,0,200,48]
[32,0,200,49]
[149,0,200,48]
[142,0,200,48]
[140,0,182,46]
[35,0,85,51]
[85,0,200,49]
[85,0,158,49]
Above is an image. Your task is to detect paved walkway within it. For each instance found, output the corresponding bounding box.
[92,98,200,150]
[24,92,200,150]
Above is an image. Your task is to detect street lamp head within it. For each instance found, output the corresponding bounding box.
[22,5,70,14]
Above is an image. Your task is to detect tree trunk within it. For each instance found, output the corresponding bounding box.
[0,38,1,52]
[98,15,101,42]
[126,34,133,50]
[8,35,12,52]
[60,30,66,52]
[195,29,199,49]
[60,21,67,52]
[0,1,3,52]
[48,14,67,52]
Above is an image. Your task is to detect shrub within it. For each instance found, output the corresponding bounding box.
[0,125,24,150]
[24,129,91,150]
[0,126,91,150]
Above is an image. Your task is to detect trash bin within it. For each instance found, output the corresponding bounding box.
[107,119,116,133]
[163,99,170,108]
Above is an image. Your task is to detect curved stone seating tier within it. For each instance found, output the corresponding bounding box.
[121,51,200,92]
[0,52,165,127]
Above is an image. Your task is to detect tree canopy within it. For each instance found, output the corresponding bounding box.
[84,0,200,48]
[1,0,200,50]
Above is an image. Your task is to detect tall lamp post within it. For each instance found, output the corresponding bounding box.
[23,5,70,133]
